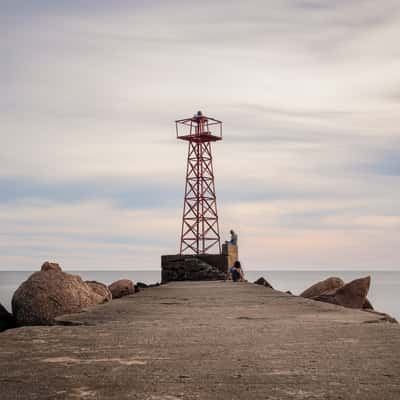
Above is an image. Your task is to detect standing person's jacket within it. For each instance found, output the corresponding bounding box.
[230,232,238,245]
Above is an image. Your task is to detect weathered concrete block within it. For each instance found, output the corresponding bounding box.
[222,243,238,269]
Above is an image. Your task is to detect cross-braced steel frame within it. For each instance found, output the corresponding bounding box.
[176,112,222,254]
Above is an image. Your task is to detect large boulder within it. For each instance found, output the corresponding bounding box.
[162,257,226,283]
[108,279,135,299]
[0,303,17,332]
[300,277,345,299]
[12,263,105,325]
[312,276,371,309]
[85,281,112,303]
[254,277,273,289]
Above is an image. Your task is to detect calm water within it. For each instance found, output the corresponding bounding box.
[0,270,398,320]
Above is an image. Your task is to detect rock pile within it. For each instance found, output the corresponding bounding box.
[301,276,373,310]
[135,282,160,292]
[1,262,160,330]
[311,276,371,309]
[162,257,226,283]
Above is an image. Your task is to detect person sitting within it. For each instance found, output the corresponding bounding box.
[226,229,238,246]
[229,261,244,282]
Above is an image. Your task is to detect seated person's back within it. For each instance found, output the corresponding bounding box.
[231,267,241,282]
[230,261,243,282]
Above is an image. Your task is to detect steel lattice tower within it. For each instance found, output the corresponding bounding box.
[176,111,222,254]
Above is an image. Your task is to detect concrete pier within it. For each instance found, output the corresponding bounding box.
[1,281,400,399]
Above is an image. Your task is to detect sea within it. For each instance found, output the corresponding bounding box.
[1,270,399,320]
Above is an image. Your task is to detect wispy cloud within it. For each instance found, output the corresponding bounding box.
[361,149,400,177]
[0,176,181,209]
[1,0,400,269]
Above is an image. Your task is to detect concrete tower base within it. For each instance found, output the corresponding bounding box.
[161,245,238,283]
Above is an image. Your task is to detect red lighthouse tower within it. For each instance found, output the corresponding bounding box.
[176,111,222,255]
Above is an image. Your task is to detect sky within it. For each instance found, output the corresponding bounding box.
[1,0,399,271]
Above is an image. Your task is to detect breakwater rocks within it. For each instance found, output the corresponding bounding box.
[301,276,373,310]
[12,262,110,326]
[255,274,397,323]
[1,261,158,331]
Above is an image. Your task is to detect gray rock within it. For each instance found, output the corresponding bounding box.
[0,303,17,332]
[108,279,135,299]
[12,264,105,325]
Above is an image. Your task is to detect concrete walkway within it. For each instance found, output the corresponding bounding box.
[1,281,400,399]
